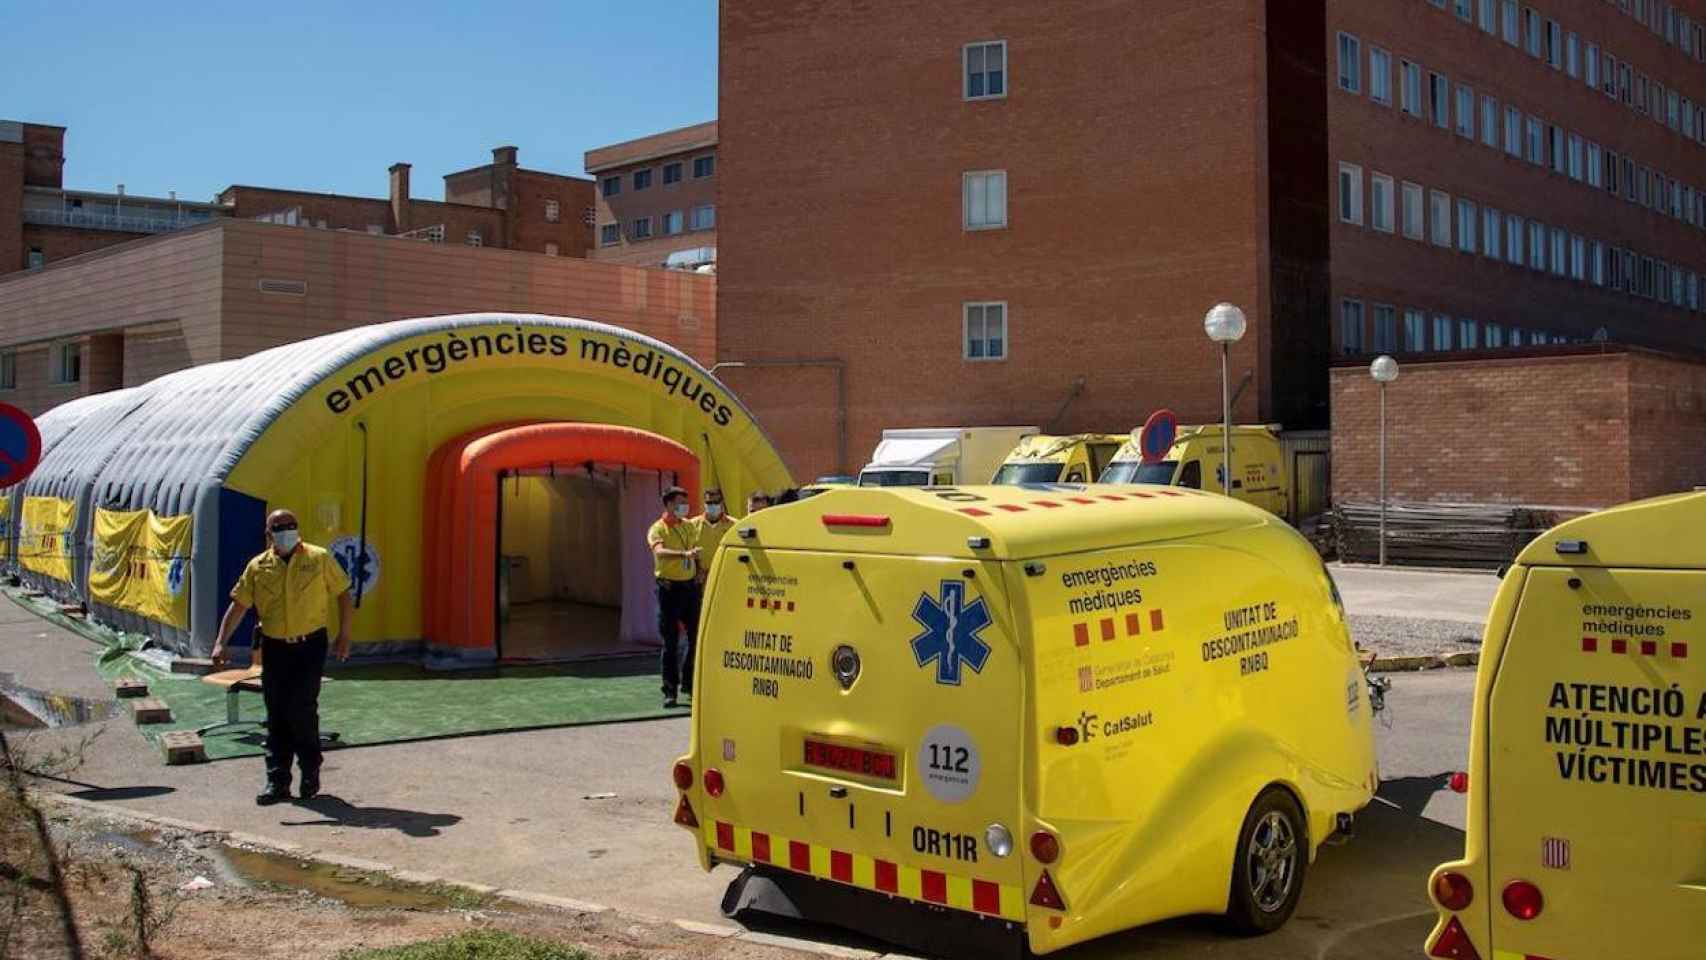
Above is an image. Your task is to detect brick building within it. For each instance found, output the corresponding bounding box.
[0,219,713,414]
[1330,345,1706,508]
[718,1,1706,482]
[219,145,594,258]
[585,122,717,269]
[2,120,226,276]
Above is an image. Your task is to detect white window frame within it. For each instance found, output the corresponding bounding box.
[1455,83,1476,138]
[1337,33,1361,93]
[1401,182,1425,240]
[601,176,621,198]
[664,209,685,235]
[1586,141,1603,187]
[963,40,1008,101]
[1586,42,1600,88]
[1502,0,1521,45]
[1403,309,1427,352]
[1400,60,1424,117]
[1566,31,1580,77]
[1504,106,1523,157]
[1484,206,1503,260]
[1481,94,1499,147]
[631,216,653,240]
[1508,214,1526,265]
[1340,299,1366,355]
[1526,115,1545,165]
[1457,198,1478,252]
[963,170,1008,230]
[690,204,716,230]
[963,302,1008,361]
[1432,314,1454,351]
[1369,46,1392,105]
[692,154,716,179]
[1529,221,1546,271]
[1458,318,1479,351]
[599,223,620,246]
[1339,163,1364,226]
[544,198,560,223]
[1478,0,1496,33]
[1372,304,1398,354]
[1431,72,1451,129]
[1430,190,1452,247]
[1371,173,1395,233]
[51,341,80,385]
[1567,133,1583,180]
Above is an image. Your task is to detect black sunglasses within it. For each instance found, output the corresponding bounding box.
[269,522,299,532]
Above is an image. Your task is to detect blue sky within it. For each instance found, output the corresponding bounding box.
[3,0,717,201]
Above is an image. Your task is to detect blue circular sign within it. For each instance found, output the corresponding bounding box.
[1139,409,1178,464]
[0,403,42,489]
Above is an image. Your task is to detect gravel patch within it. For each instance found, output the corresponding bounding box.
[1350,614,1484,659]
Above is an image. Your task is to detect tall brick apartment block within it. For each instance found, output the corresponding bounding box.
[719,1,1706,481]
[585,122,718,268]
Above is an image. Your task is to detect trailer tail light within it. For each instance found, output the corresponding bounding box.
[703,768,726,798]
[672,761,694,791]
[1029,869,1066,910]
[1433,871,1474,911]
[673,795,699,828]
[1502,880,1543,920]
[1029,830,1060,864]
[1426,916,1482,960]
[1449,771,1469,794]
[821,514,891,529]
[1054,725,1079,746]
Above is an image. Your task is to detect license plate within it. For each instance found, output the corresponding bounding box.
[804,738,897,780]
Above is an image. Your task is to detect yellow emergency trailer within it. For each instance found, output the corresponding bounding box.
[991,434,1128,486]
[1100,425,1290,520]
[1426,491,1706,960]
[672,485,1378,956]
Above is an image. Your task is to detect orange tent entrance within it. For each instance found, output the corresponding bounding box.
[423,422,700,664]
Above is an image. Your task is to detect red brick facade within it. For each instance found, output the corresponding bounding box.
[1330,348,1706,508]
[586,122,717,268]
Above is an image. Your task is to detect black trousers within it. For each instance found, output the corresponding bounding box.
[260,629,328,787]
[657,579,702,697]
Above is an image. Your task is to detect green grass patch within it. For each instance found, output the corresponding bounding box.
[336,930,591,960]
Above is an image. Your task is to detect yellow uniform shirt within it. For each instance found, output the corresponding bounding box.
[231,543,352,637]
[647,517,698,582]
[693,514,736,581]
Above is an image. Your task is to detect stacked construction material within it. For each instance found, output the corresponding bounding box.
[1331,501,1593,568]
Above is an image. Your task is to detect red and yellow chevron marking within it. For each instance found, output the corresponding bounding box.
[707,820,1026,922]
[1493,951,1559,960]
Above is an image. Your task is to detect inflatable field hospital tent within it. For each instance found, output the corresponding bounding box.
[4,314,793,668]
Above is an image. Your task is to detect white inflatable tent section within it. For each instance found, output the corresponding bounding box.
[8,314,763,655]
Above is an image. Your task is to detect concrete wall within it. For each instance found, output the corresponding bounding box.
[1330,347,1706,508]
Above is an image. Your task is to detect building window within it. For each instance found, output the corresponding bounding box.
[600,223,620,246]
[1589,240,1605,286]
[1481,94,1499,147]
[693,155,715,178]
[1340,300,1365,355]
[1400,60,1423,117]
[544,199,560,223]
[964,302,1007,360]
[1430,72,1451,129]
[1524,7,1542,57]
[1526,116,1544,165]
[1586,42,1600,88]
[1372,304,1397,353]
[1454,0,1472,22]
[1458,318,1479,349]
[0,352,14,390]
[1401,182,1425,240]
[1570,235,1586,280]
[964,170,1008,230]
[633,168,653,191]
[1507,214,1525,265]
[1545,19,1562,68]
[1338,163,1364,226]
[1479,0,1496,32]
[1485,322,1504,348]
[1456,198,1478,252]
[1684,98,1696,138]
[1369,47,1392,104]
[1429,190,1452,246]
[1504,106,1522,157]
[1455,84,1475,138]
[1483,207,1503,260]
[601,176,621,198]
[52,342,80,384]
[663,162,682,185]
[1602,52,1619,97]
[664,210,684,235]
[690,204,715,231]
[1502,0,1520,44]
[1432,314,1453,351]
[544,242,559,256]
[1337,33,1361,92]
[1403,309,1427,352]
[465,230,483,247]
[1529,221,1546,271]
[1548,125,1565,175]
[1605,149,1621,194]
[26,248,44,271]
[965,41,1007,100]
[632,217,654,239]
[1586,141,1603,187]
[1565,31,1579,76]
[1371,173,1394,233]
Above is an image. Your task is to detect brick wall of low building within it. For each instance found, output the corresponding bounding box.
[21,223,150,266]
[1330,347,1706,509]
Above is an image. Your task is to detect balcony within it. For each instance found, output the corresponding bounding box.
[21,206,225,235]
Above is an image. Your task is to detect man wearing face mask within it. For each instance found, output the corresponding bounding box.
[647,486,699,708]
[211,509,353,806]
[682,489,734,699]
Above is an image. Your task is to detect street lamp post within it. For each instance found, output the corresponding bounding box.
[1202,303,1248,497]
[1370,355,1400,566]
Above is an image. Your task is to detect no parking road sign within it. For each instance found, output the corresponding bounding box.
[1136,408,1178,464]
[0,403,42,489]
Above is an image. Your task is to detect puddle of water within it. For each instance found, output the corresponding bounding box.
[216,846,469,911]
[0,682,121,729]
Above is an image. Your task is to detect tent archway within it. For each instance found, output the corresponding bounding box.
[424,423,700,663]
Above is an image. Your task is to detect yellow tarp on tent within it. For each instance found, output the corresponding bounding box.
[19,496,76,582]
[88,508,193,628]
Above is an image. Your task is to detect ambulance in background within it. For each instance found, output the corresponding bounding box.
[856,427,1038,488]
[991,434,1128,486]
[1100,424,1291,521]
[1426,490,1706,960]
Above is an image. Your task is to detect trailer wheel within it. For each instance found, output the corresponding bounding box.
[1223,787,1308,935]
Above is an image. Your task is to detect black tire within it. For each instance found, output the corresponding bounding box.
[1223,787,1308,935]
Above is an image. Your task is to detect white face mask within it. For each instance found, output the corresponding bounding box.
[706,504,724,520]
[672,503,689,519]
[272,529,300,553]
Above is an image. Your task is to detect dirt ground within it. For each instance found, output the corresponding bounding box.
[3,794,814,960]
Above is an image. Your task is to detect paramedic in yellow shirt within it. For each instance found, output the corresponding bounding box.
[211,509,353,806]
[648,486,698,709]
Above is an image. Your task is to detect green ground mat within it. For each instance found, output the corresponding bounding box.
[9,590,687,761]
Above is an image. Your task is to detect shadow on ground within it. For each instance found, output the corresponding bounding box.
[280,794,463,838]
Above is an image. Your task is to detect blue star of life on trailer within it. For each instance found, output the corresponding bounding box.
[910,580,992,685]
